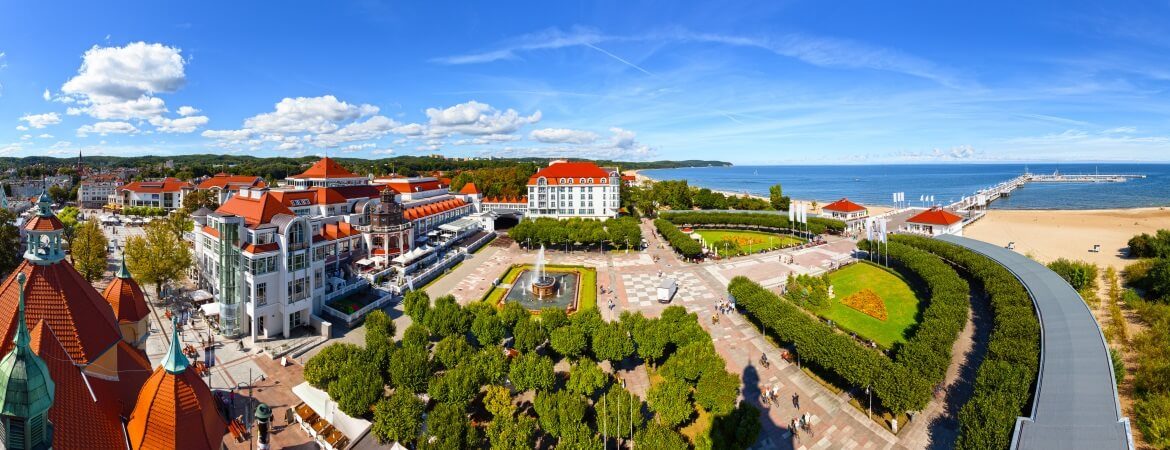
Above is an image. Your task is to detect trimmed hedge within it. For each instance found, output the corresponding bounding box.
[661,211,845,235]
[889,235,1040,450]
[654,219,702,259]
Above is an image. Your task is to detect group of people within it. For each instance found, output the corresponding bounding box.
[790,412,814,439]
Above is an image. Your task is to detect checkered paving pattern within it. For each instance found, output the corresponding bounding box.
[620,270,721,308]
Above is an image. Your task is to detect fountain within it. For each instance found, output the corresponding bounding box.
[530,245,558,300]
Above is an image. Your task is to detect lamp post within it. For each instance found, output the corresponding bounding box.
[255,403,273,450]
[866,385,872,419]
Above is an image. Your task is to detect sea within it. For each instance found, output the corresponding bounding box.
[640,164,1170,210]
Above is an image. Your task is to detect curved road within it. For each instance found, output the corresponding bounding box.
[936,235,1132,450]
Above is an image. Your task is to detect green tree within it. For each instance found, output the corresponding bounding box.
[401,323,430,349]
[161,210,193,241]
[628,314,670,365]
[768,184,790,211]
[512,317,548,352]
[422,402,472,450]
[534,389,588,438]
[557,424,603,450]
[124,219,192,297]
[403,290,431,323]
[1145,258,1170,299]
[72,221,109,282]
[566,359,608,397]
[483,385,514,418]
[304,343,360,390]
[328,359,383,417]
[500,299,529,330]
[694,370,740,416]
[648,377,693,428]
[0,210,21,275]
[635,422,689,450]
[425,295,470,338]
[389,346,431,393]
[550,324,587,358]
[180,188,220,214]
[487,412,537,450]
[470,347,509,384]
[592,322,633,363]
[428,365,481,406]
[47,184,70,205]
[598,386,643,441]
[471,312,506,347]
[433,335,475,371]
[56,206,82,245]
[508,353,555,392]
[539,307,569,330]
[708,403,761,450]
[365,310,395,344]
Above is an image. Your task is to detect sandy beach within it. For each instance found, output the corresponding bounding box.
[964,207,1170,270]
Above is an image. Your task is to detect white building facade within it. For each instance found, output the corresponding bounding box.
[525,161,621,219]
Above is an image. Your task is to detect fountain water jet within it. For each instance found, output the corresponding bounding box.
[530,245,557,300]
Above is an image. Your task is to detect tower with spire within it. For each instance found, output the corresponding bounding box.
[102,252,151,348]
[127,321,226,450]
[0,274,55,450]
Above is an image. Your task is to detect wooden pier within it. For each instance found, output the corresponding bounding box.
[947,170,1144,212]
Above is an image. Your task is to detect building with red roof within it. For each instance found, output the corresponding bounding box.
[526,160,621,219]
[0,193,203,448]
[820,198,869,230]
[903,207,965,236]
[285,157,367,188]
[126,325,226,450]
[189,158,481,341]
[195,173,267,204]
[102,255,152,348]
[114,177,193,211]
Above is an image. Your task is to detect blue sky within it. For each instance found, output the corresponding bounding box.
[2,1,1170,164]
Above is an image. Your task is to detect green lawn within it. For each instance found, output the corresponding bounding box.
[694,229,803,256]
[822,262,921,348]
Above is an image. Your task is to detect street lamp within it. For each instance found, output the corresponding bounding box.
[255,403,273,450]
[866,385,872,419]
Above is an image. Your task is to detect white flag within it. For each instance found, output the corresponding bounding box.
[919,194,924,202]
[866,218,874,241]
[802,202,808,224]
[892,193,897,203]
[930,195,935,203]
[788,204,794,223]
[879,219,888,242]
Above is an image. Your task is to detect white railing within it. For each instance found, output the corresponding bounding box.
[321,290,392,326]
[323,278,370,303]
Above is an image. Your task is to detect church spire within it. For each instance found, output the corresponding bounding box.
[0,273,56,449]
[162,319,190,374]
[117,249,132,279]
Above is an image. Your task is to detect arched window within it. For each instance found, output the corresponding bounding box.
[289,221,305,244]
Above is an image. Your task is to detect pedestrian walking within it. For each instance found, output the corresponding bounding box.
[793,393,800,408]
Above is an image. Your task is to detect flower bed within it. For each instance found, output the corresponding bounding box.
[841,288,887,321]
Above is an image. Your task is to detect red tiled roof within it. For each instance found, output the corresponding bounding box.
[115,340,153,419]
[0,260,121,365]
[621,175,637,182]
[528,161,612,185]
[458,182,480,195]
[822,198,866,213]
[23,215,65,231]
[27,321,127,449]
[102,274,150,324]
[320,222,361,241]
[907,208,963,226]
[404,198,468,221]
[215,192,295,227]
[381,178,446,194]
[127,362,228,450]
[242,242,280,254]
[201,225,220,238]
[120,177,191,194]
[312,186,347,205]
[288,157,362,179]
[196,174,266,190]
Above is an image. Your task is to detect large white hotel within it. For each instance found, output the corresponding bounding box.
[189,157,619,341]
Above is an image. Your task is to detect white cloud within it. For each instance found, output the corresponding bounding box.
[1103,126,1137,134]
[15,125,28,131]
[245,95,378,134]
[392,123,425,136]
[51,141,72,149]
[37,134,53,139]
[87,96,167,120]
[177,106,200,116]
[19,112,61,129]
[77,121,138,136]
[201,129,253,142]
[371,148,395,155]
[276,141,302,151]
[149,114,209,133]
[530,128,599,144]
[20,135,31,140]
[313,115,400,147]
[62,42,186,104]
[425,100,541,136]
[42,89,51,101]
[341,143,376,153]
[488,126,656,160]
[0,143,21,155]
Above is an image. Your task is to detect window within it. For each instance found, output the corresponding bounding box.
[315,268,324,289]
[290,222,306,244]
[313,246,326,261]
[288,252,308,271]
[287,277,309,301]
[255,283,268,306]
